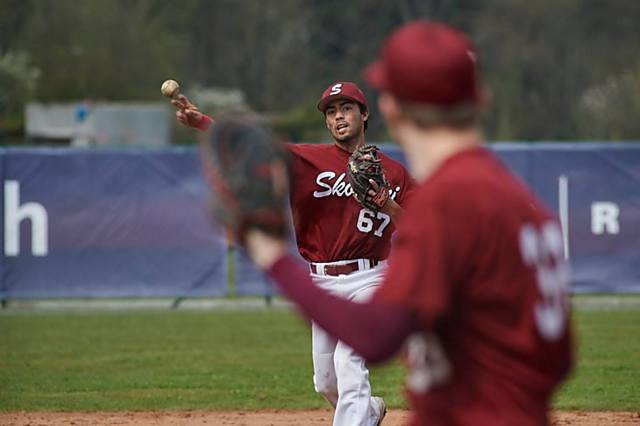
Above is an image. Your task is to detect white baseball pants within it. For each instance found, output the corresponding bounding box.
[310,261,387,426]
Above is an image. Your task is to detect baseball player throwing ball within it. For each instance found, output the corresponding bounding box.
[171,82,414,426]
[197,21,574,426]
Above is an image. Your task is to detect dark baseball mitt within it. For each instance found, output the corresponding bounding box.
[200,118,291,242]
[347,144,389,212]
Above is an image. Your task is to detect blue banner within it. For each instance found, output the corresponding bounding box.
[503,144,640,293]
[1,143,638,299]
[383,143,640,293]
[0,148,227,299]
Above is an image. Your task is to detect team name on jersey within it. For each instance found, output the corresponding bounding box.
[313,171,401,200]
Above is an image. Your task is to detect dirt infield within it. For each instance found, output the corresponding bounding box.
[1,410,639,425]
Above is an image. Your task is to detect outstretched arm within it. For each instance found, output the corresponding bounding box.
[246,231,414,363]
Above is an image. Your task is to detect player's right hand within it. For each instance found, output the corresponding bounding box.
[176,108,205,129]
[171,94,206,129]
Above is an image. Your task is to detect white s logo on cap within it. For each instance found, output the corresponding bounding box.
[330,83,343,95]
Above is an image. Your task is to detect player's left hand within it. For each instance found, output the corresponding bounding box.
[347,144,390,212]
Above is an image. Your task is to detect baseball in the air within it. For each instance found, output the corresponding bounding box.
[160,79,180,98]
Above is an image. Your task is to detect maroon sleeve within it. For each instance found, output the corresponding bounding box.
[197,114,214,131]
[267,254,414,363]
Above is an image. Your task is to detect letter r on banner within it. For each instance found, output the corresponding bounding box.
[591,202,620,235]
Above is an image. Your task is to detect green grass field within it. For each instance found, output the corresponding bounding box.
[1,299,638,412]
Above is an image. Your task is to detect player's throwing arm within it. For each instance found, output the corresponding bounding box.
[161,79,213,130]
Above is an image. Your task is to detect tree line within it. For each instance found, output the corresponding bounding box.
[1,0,639,143]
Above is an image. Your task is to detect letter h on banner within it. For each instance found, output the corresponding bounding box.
[4,180,49,256]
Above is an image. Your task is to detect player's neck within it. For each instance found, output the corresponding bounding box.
[401,125,482,181]
[334,132,366,153]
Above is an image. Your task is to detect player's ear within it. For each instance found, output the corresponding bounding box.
[361,108,369,123]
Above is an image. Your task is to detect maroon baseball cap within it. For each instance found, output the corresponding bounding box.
[364,21,483,106]
[317,82,368,112]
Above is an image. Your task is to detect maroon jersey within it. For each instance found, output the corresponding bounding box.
[286,143,413,262]
[374,147,573,425]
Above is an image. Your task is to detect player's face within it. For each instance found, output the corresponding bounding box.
[324,100,367,143]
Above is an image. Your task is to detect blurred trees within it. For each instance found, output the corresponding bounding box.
[14,0,190,100]
[470,0,640,140]
[0,0,638,143]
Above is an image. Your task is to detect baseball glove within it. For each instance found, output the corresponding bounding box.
[200,118,291,242]
[347,144,389,212]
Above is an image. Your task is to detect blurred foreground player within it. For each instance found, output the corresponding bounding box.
[175,83,414,425]
[201,21,574,425]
